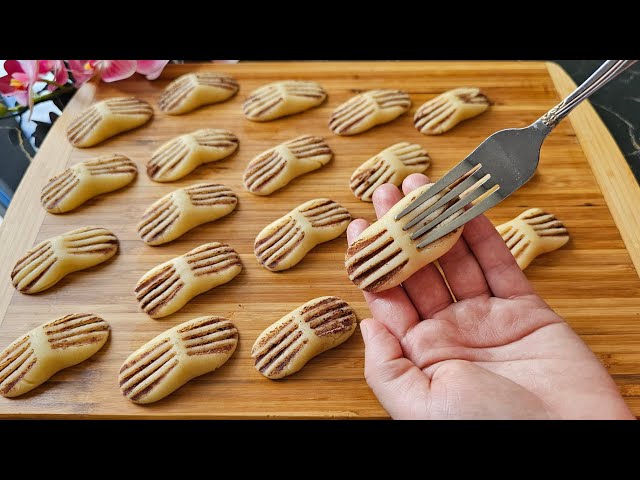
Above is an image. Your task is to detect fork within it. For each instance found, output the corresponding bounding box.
[395,60,637,249]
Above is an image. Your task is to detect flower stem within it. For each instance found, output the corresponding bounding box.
[1,84,76,118]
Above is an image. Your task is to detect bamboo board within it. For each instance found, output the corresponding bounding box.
[0,61,639,418]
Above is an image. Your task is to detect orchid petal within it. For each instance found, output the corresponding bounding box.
[136,60,169,80]
[3,60,24,76]
[16,61,39,112]
[13,90,30,106]
[100,60,137,82]
[68,60,97,86]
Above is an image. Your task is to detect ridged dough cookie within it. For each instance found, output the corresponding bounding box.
[329,89,411,136]
[252,296,357,379]
[345,183,463,293]
[41,155,137,214]
[414,87,490,135]
[0,313,109,397]
[243,135,332,195]
[134,242,242,318]
[350,142,431,202]
[119,316,237,404]
[497,208,570,270]
[138,183,237,245]
[243,80,327,121]
[255,198,350,272]
[11,227,119,294]
[159,72,239,115]
[67,97,153,147]
[147,129,239,182]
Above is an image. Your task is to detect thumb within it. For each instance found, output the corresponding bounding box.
[360,318,432,419]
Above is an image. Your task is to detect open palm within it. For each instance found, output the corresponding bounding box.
[349,173,633,420]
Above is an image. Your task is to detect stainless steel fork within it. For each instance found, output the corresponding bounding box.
[395,60,637,249]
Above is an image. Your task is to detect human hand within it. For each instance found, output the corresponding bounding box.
[348,173,634,420]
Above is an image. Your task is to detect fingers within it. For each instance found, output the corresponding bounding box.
[360,318,432,419]
[459,213,535,298]
[399,174,455,317]
[347,215,419,340]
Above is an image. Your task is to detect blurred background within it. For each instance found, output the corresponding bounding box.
[1,60,639,223]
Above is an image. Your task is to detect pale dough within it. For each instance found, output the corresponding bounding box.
[345,183,463,293]
[252,296,356,379]
[159,72,239,115]
[0,313,109,397]
[350,142,431,202]
[414,87,490,135]
[11,227,119,294]
[243,80,327,121]
[41,155,137,213]
[134,242,242,318]
[329,89,411,135]
[67,97,153,147]
[243,135,332,195]
[119,316,237,404]
[138,183,237,245]
[147,129,238,182]
[255,198,350,272]
[496,208,570,270]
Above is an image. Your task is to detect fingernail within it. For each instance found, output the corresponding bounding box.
[359,320,369,341]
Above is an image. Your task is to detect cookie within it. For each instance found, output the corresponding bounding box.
[0,313,109,397]
[242,80,327,121]
[67,97,153,147]
[329,89,411,136]
[134,242,242,318]
[138,183,237,245]
[252,296,356,379]
[496,208,570,270]
[242,135,332,195]
[255,198,350,272]
[159,72,239,115]
[41,155,137,213]
[119,316,237,404]
[11,227,119,294]
[147,129,238,182]
[414,87,490,135]
[345,182,463,293]
[350,142,431,202]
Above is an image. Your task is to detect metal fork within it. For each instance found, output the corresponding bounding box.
[395,60,637,249]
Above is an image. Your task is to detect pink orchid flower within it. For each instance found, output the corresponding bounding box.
[0,60,51,107]
[136,60,170,80]
[40,60,70,91]
[68,60,138,86]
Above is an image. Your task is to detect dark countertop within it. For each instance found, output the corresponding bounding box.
[0,60,638,215]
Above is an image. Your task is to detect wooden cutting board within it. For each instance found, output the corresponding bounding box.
[1,61,639,418]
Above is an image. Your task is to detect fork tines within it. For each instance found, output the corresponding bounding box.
[394,162,501,249]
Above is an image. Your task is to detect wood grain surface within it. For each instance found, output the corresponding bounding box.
[0,61,639,418]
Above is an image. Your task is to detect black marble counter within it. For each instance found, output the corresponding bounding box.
[0,60,638,214]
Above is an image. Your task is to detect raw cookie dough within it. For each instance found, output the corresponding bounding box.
[255,198,350,272]
[242,80,327,121]
[138,183,237,245]
[147,128,238,182]
[414,87,490,135]
[345,182,463,293]
[496,208,570,270]
[67,97,153,147]
[119,316,238,404]
[252,296,356,379]
[134,242,242,318]
[158,72,239,115]
[243,135,332,195]
[11,227,119,294]
[329,89,411,136]
[350,142,431,202]
[41,154,137,213]
[0,313,110,397]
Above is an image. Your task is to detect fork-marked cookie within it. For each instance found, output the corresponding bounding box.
[0,313,110,397]
[119,316,237,404]
[243,80,327,121]
[11,227,119,294]
[414,87,490,135]
[159,72,239,115]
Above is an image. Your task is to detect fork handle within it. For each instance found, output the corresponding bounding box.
[538,60,637,128]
